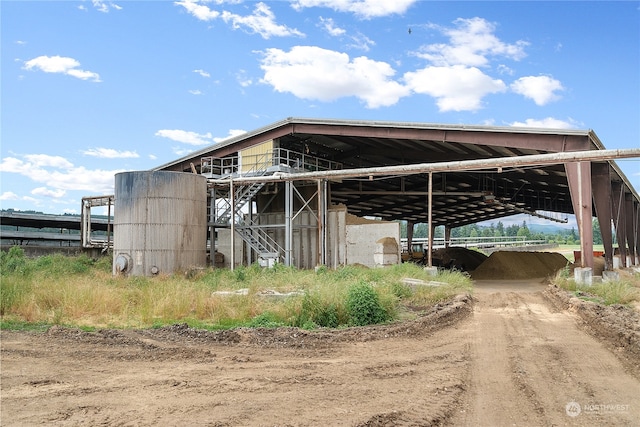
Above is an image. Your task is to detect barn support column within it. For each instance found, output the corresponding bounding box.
[611,182,627,267]
[444,226,452,248]
[427,172,433,268]
[406,221,415,255]
[316,179,327,267]
[230,179,236,270]
[591,163,614,271]
[284,180,293,267]
[209,187,216,267]
[635,202,640,265]
[565,161,594,269]
[625,195,637,265]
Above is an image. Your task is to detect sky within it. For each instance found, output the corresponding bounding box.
[1,0,639,227]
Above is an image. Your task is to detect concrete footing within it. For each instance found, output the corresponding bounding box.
[423,266,438,276]
[574,267,593,286]
[602,270,620,282]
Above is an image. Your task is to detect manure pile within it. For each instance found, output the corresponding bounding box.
[432,247,487,271]
[471,251,569,280]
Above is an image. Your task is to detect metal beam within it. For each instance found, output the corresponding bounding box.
[210,148,640,185]
[565,161,594,268]
[591,163,615,270]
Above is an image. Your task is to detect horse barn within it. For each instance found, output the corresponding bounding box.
[109,117,639,276]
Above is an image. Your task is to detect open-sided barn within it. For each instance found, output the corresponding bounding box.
[144,117,640,273]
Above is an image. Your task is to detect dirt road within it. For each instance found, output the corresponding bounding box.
[2,280,639,426]
[451,280,639,426]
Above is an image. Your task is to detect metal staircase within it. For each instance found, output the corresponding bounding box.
[236,217,282,266]
[213,183,283,264]
[203,148,343,266]
[206,151,285,264]
[213,182,266,226]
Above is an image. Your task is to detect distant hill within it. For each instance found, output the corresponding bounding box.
[528,223,573,234]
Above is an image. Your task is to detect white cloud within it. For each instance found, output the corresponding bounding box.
[0,192,19,201]
[177,1,303,39]
[175,0,220,21]
[194,69,210,78]
[189,89,203,95]
[346,33,375,52]
[236,69,253,87]
[155,129,214,145]
[511,75,564,106]
[292,0,416,19]
[259,46,409,108]
[23,55,101,82]
[31,187,66,198]
[221,3,304,39]
[172,146,197,157]
[213,129,247,143]
[24,154,74,169]
[319,17,346,36]
[417,17,528,67]
[0,155,123,195]
[497,64,514,75]
[509,117,578,129]
[92,0,122,13]
[404,65,507,112]
[82,148,139,158]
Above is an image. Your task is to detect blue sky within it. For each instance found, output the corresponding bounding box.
[1,1,639,225]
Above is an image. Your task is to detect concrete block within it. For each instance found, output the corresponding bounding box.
[574,267,592,286]
[613,256,621,269]
[423,266,438,276]
[602,270,620,282]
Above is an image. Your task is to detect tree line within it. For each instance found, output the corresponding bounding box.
[401,218,608,245]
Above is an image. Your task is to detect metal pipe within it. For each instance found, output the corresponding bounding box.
[285,180,292,266]
[317,179,324,267]
[322,180,329,268]
[208,148,640,185]
[230,178,235,271]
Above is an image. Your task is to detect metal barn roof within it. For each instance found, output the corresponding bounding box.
[155,117,638,228]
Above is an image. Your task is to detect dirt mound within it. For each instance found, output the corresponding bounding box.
[43,294,474,350]
[471,251,569,280]
[432,247,488,271]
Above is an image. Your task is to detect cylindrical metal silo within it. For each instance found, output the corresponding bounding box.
[113,171,207,276]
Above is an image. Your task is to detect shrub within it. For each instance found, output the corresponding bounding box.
[294,293,341,328]
[1,246,29,275]
[346,281,390,326]
[248,311,284,328]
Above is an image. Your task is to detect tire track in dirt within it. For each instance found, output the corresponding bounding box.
[449,280,640,427]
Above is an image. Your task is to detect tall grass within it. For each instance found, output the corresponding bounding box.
[1,248,472,330]
[552,268,640,306]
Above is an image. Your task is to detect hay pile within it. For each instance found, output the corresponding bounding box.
[471,251,569,280]
[432,247,488,272]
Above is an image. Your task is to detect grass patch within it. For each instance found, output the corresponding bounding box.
[551,269,640,306]
[1,248,473,330]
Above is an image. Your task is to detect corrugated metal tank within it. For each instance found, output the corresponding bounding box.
[113,171,207,276]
